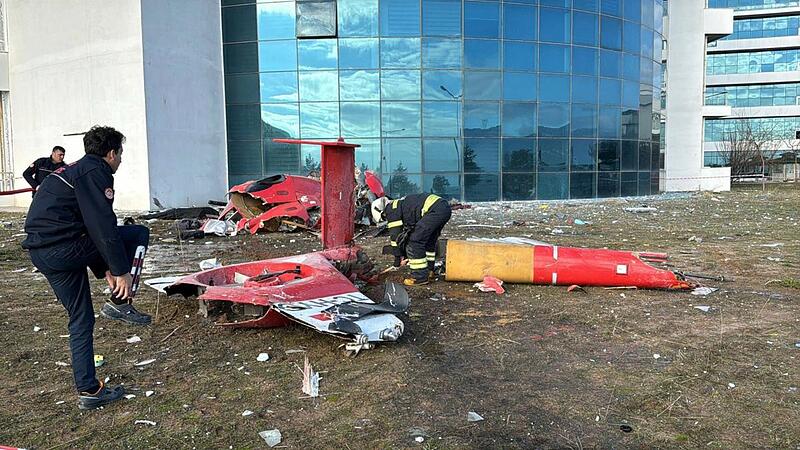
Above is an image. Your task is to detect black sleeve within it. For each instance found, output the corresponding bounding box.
[22,159,39,188]
[74,169,130,276]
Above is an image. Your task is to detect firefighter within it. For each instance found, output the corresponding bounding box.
[372,193,452,286]
[21,126,151,410]
[22,146,67,197]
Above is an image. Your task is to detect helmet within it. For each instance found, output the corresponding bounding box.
[371,197,390,224]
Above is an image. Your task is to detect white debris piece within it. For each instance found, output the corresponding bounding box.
[134,358,157,367]
[55,400,65,405]
[234,272,249,284]
[285,349,306,355]
[623,206,657,213]
[55,361,69,367]
[242,410,254,417]
[258,429,282,447]
[11,268,27,273]
[415,437,425,443]
[126,335,142,344]
[257,353,270,362]
[199,258,221,271]
[146,390,154,397]
[653,353,661,360]
[33,326,41,332]
[201,219,237,237]
[302,356,320,398]
[691,287,719,296]
[135,420,157,426]
[467,411,484,422]
[728,383,736,389]
[143,276,182,294]
[125,394,136,400]
[694,305,711,313]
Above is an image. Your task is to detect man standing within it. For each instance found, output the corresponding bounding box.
[22,126,151,410]
[22,146,67,196]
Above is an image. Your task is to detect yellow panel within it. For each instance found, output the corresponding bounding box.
[444,240,534,283]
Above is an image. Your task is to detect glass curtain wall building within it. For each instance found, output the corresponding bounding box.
[222,0,665,201]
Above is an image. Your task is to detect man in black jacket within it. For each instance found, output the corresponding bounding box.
[22,146,67,196]
[372,193,452,286]
[22,126,151,410]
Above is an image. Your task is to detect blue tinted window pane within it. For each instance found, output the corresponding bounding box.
[504,4,537,40]
[300,102,339,138]
[503,103,536,137]
[380,0,420,36]
[598,106,621,138]
[383,138,422,173]
[353,138,381,171]
[621,109,638,140]
[423,0,461,36]
[465,71,501,100]
[299,71,338,101]
[261,103,299,138]
[601,17,622,50]
[382,102,421,137]
[381,70,421,100]
[601,0,621,17]
[599,78,621,105]
[465,1,500,38]
[465,39,501,69]
[638,171,651,195]
[640,56,653,80]
[339,39,379,69]
[641,28,654,59]
[257,3,295,40]
[423,71,462,100]
[571,138,597,170]
[340,102,380,137]
[538,138,569,171]
[264,140,300,174]
[227,140,261,177]
[464,102,500,137]
[623,21,640,54]
[537,172,569,199]
[388,172,423,197]
[223,5,256,43]
[298,40,337,70]
[503,138,536,172]
[598,171,620,197]
[573,47,597,75]
[574,0,599,12]
[571,103,597,137]
[381,38,421,69]
[621,140,638,171]
[504,73,537,101]
[503,173,536,201]
[598,140,620,170]
[464,138,499,172]
[424,139,462,172]
[623,0,641,22]
[504,42,537,71]
[424,172,461,197]
[226,73,259,104]
[224,43,258,74]
[540,44,570,73]
[572,75,597,103]
[259,72,298,102]
[226,104,261,140]
[423,38,462,69]
[639,141,651,171]
[570,172,596,199]
[340,70,380,100]
[465,173,499,201]
[622,81,639,108]
[259,41,297,72]
[573,12,599,46]
[540,8,570,43]
[338,0,379,37]
[539,103,570,137]
[599,49,621,77]
[623,53,639,80]
[423,102,460,137]
[539,75,570,102]
[541,0,570,7]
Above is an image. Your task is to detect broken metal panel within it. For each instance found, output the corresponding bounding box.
[444,240,693,289]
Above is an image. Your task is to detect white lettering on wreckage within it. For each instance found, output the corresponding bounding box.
[272,292,373,313]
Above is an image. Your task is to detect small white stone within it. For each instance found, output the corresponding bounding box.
[653,353,661,360]
[145,391,154,397]
[728,383,736,389]
[257,353,270,362]
[415,437,424,443]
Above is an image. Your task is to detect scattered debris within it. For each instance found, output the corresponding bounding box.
[54,361,69,367]
[691,287,719,296]
[415,436,425,443]
[140,207,217,221]
[728,383,736,389]
[11,268,27,273]
[134,358,156,367]
[457,224,502,229]
[126,335,142,344]
[146,391,154,397]
[623,206,657,213]
[694,305,711,313]
[573,219,589,226]
[759,243,783,248]
[134,420,157,426]
[567,284,586,293]
[302,356,320,398]
[33,325,41,332]
[242,410,254,417]
[94,355,104,368]
[467,411,484,422]
[285,349,306,355]
[688,235,703,243]
[124,394,136,400]
[199,258,221,271]
[653,353,661,360]
[258,429,282,447]
[473,276,506,294]
[201,219,237,237]
[55,400,65,405]
[257,353,270,362]
[620,424,633,433]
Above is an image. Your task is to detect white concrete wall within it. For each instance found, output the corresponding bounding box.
[140,0,227,208]
[7,0,151,210]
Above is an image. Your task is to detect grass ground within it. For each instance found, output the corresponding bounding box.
[0,185,797,449]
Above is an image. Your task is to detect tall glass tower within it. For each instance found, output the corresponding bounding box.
[222,0,665,201]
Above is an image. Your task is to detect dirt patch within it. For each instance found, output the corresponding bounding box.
[0,185,798,448]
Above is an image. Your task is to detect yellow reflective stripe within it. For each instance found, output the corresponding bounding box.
[391,199,400,209]
[421,194,441,216]
[387,220,403,228]
[425,252,436,256]
[409,261,428,269]
[426,257,435,262]
[390,241,398,247]
[408,258,427,264]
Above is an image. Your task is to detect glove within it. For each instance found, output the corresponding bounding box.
[393,255,402,267]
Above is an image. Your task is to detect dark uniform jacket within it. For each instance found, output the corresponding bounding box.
[385,193,442,257]
[22,154,130,276]
[23,157,66,189]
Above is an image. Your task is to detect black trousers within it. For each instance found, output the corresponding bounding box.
[406,200,451,280]
[28,225,149,393]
